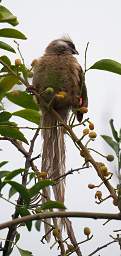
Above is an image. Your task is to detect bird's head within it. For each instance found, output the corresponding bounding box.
[45,36,79,55]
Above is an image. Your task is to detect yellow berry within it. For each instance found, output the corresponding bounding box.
[37,171,47,179]
[89,131,97,139]
[79,107,88,113]
[55,93,65,99]
[89,122,94,130]
[15,58,22,65]
[52,228,60,238]
[58,91,67,97]
[55,91,67,99]
[95,190,102,200]
[100,165,109,177]
[84,227,91,236]
[88,184,96,189]
[106,155,114,162]
[83,128,90,135]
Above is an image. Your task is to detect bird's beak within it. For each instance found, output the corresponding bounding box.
[73,48,79,55]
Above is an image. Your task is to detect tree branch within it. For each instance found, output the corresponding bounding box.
[0,211,121,230]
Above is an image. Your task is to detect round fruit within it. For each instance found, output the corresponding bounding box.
[84,227,91,236]
[45,87,54,94]
[89,122,94,130]
[88,184,95,189]
[95,190,102,200]
[37,171,47,179]
[89,131,97,139]
[100,165,109,177]
[15,58,21,65]
[106,155,114,162]
[83,128,89,135]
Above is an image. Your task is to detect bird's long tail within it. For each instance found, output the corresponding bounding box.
[41,110,67,241]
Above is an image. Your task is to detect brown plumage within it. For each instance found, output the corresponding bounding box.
[32,37,88,241]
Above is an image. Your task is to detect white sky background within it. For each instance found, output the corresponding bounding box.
[0,0,121,255]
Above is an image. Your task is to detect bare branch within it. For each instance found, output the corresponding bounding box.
[88,239,117,256]
[53,166,90,181]
[0,211,121,231]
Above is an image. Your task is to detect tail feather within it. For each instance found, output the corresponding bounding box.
[41,110,67,241]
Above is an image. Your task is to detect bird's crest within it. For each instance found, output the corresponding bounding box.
[61,34,73,43]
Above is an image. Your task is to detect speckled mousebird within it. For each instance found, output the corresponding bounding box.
[32,36,88,240]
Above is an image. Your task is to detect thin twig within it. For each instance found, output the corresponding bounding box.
[88,148,106,158]
[53,166,90,181]
[14,40,25,65]
[103,219,111,226]
[0,195,16,207]
[67,235,93,256]
[88,239,117,256]
[84,42,89,73]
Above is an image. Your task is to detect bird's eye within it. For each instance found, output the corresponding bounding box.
[67,41,75,50]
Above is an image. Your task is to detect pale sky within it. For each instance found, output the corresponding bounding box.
[0,1,121,255]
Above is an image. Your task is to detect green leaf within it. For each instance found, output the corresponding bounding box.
[4,168,25,181]
[18,206,32,231]
[0,28,27,39]
[0,41,15,53]
[0,122,28,144]
[0,111,11,122]
[0,170,9,179]
[29,180,55,198]
[35,220,41,232]
[101,135,119,156]
[17,247,33,256]
[8,185,17,199]
[0,55,11,66]
[13,109,41,125]
[0,160,8,167]
[0,75,19,100]
[36,200,66,212]
[0,5,19,26]
[15,232,20,245]
[4,180,30,204]
[109,119,120,142]
[89,59,121,75]
[6,91,39,110]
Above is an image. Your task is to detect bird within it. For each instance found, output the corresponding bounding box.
[32,36,88,240]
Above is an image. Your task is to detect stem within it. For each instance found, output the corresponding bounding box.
[84,42,89,73]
